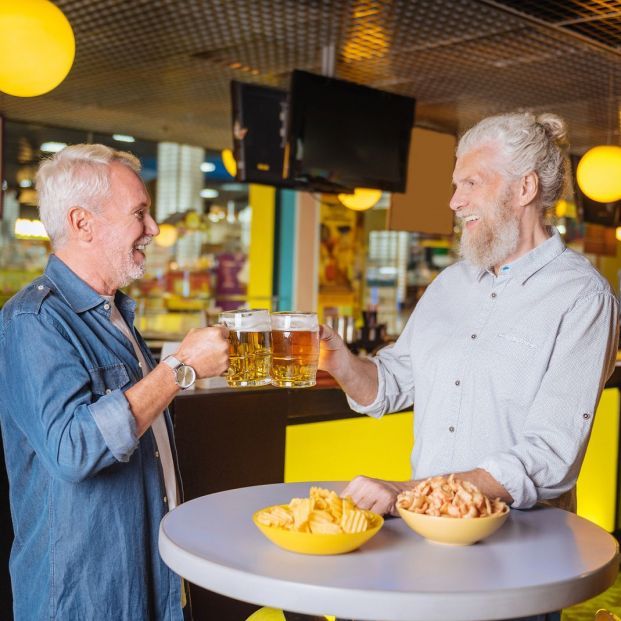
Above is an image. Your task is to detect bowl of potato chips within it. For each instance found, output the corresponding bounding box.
[397,474,509,546]
[253,486,383,555]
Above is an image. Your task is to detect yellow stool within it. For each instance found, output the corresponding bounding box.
[246,609,335,621]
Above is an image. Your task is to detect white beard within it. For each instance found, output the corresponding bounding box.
[459,189,520,269]
[102,229,150,288]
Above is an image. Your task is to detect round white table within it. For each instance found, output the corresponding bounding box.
[159,482,619,621]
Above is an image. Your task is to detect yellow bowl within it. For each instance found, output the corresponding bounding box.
[252,506,384,555]
[397,505,510,546]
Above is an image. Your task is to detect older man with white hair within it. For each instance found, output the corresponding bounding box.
[320,112,619,525]
[0,144,229,620]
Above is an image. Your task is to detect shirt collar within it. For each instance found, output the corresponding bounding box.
[44,254,135,314]
[475,227,565,285]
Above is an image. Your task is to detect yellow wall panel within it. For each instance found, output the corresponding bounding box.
[577,387,619,532]
[247,184,276,311]
[285,412,414,483]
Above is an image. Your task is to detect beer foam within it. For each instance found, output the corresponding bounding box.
[272,312,318,332]
[220,309,270,331]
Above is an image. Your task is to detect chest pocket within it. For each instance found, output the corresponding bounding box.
[89,363,131,395]
[479,331,542,404]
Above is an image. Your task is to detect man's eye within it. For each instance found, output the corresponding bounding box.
[135,211,145,220]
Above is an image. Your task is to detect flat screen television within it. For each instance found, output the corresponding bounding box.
[230,80,295,187]
[284,70,416,193]
[570,154,621,227]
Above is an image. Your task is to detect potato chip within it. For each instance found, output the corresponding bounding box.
[257,487,375,534]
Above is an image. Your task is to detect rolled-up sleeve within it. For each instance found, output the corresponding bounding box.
[2,312,139,482]
[347,314,417,417]
[478,291,619,508]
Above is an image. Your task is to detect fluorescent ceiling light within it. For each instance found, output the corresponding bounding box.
[40,141,67,153]
[113,134,135,143]
[200,188,219,199]
[19,180,33,188]
[200,162,216,173]
[14,218,49,240]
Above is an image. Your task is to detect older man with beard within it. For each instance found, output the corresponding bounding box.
[0,144,229,620]
[319,112,619,529]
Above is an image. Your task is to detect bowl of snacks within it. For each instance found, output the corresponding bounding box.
[253,486,383,555]
[397,474,509,546]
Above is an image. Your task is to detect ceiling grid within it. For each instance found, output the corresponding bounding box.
[0,0,620,152]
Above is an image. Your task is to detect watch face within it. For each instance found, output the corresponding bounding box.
[175,364,196,389]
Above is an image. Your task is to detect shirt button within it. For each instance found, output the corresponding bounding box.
[471,334,477,339]
[491,292,497,298]
[163,496,168,504]
[37,285,44,290]
[455,380,460,386]
[155,451,160,458]
[449,426,455,432]
[583,413,590,420]
[138,362,143,368]
[103,303,110,310]
[105,389,112,395]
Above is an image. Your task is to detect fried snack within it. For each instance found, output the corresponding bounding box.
[257,487,374,534]
[396,474,508,519]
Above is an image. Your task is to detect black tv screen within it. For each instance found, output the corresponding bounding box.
[284,70,416,193]
[230,80,294,187]
[570,155,621,227]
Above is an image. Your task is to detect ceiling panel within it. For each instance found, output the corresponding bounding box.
[1,0,620,153]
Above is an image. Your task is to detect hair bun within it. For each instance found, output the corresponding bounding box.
[537,113,569,150]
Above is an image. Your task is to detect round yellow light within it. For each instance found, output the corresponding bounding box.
[616,227,621,242]
[576,145,621,203]
[155,223,178,247]
[221,148,237,177]
[337,188,382,211]
[0,0,75,97]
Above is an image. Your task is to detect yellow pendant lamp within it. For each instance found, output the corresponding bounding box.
[0,0,75,97]
[221,148,238,177]
[338,187,382,211]
[576,145,621,203]
[155,223,178,248]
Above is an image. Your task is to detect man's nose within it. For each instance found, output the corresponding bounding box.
[145,213,159,236]
[449,188,463,212]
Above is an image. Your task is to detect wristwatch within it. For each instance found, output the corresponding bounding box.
[163,355,196,390]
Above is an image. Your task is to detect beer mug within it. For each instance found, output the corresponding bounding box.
[219,309,272,387]
[270,312,320,388]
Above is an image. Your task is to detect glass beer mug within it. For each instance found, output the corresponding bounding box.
[219,309,272,387]
[270,312,320,388]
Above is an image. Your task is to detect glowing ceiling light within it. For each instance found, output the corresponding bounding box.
[576,145,621,203]
[41,141,67,153]
[200,188,219,199]
[200,162,216,173]
[221,148,237,177]
[338,188,382,211]
[113,134,135,143]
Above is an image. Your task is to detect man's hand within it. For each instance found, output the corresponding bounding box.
[318,323,350,376]
[318,324,379,405]
[175,325,230,379]
[341,475,415,516]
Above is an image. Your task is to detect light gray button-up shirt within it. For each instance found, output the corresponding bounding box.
[349,230,619,509]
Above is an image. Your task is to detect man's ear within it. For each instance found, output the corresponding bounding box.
[67,206,94,242]
[518,171,539,207]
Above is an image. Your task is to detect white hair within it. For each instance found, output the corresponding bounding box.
[36,143,141,249]
[457,112,569,211]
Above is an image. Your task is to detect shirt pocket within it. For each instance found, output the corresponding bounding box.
[480,332,541,405]
[88,363,131,396]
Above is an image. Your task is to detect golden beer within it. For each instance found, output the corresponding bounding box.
[270,312,319,388]
[219,309,272,387]
[226,330,272,387]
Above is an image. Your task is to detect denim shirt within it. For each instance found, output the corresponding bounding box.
[0,255,184,621]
